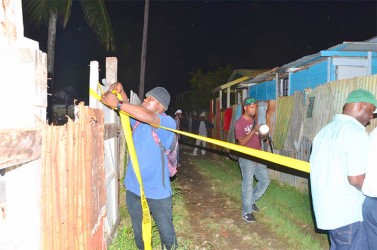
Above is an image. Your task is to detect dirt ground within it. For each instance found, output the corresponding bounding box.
[175,144,292,250]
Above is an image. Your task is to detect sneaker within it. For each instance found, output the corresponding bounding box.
[184,152,197,156]
[242,213,256,223]
[252,204,259,212]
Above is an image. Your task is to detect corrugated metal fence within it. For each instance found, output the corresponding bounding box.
[214,74,377,191]
[41,103,106,249]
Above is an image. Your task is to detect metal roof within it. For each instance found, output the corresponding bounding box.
[211,76,250,93]
[235,36,377,88]
[247,36,377,84]
[211,69,270,93]
[238,67,279,87]
[227,69,270,81]
[337,42,377,52]
[276,53,321,73]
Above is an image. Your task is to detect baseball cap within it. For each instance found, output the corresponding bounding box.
[146,87,170,110]
[175,109,182,114]
[242,97,257,106]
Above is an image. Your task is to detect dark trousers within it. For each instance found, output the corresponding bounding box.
[363,196,377,250]
[126,190,178,250]
[329,221,367,250]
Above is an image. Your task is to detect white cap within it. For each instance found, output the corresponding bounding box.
[200,112,206,117]
[175,109,182,114]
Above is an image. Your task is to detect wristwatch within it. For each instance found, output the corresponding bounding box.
[116,101,124,110]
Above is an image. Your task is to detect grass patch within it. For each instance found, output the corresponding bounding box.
[109,152,328,249]
[191,154,329,250]
[108,184,138,250]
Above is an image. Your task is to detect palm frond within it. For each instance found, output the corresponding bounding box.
[79,0,116,51]
[57,0,73,28]
[23,0,56,26]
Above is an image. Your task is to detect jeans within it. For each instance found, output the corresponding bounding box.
[126,190,178,250]
[239,157,270,215]
[363,197,377,250]
[329,221,367,250]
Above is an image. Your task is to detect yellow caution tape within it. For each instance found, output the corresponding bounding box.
[91,88,310,173]
[161,128,310,173]
[117,103,152,250]
[91,86,310,247]
[92,86,152,250]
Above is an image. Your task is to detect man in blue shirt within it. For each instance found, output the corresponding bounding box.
[102,83,177,249]
[310,89,377,249]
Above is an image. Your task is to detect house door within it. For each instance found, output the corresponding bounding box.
[337,65,369,80]
[334,57,370,80]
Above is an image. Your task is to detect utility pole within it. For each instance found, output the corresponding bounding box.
[139,0,149,98]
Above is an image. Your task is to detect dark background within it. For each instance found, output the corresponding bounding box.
[23,1,377,98]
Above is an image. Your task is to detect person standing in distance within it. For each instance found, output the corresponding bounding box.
[310,88,377,249]
[235,97,271,223]
[101,82,178,250]
[174,109,182,138]
[191,112,214,156]
[174,109,182,166]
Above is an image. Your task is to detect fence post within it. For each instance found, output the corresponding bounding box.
[103,57,123,242]
[89,61,99,108]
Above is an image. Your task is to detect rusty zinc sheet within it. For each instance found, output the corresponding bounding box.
[257,101,268,126]
[266,100,276,138]
[303,74,377,141]
[214,98,222,149]
[303,84,336,141]
[41,103,106,250]
[283,91,306,153]
[273,96,294,150]
[328,74,377,133]
[226,104,238,144]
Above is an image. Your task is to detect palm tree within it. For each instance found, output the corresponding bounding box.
[139,0,149,98]
[23,0,116,121]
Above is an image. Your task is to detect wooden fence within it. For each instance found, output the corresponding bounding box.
[0,1,115,248]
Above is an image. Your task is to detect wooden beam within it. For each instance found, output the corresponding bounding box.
[104,123,119,140]
[0,129,42,169]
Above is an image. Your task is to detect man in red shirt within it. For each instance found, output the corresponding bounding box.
[235,97,271,222]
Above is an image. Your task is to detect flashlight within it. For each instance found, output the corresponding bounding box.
[259,124,270,140]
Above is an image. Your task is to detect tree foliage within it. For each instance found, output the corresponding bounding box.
[23,0,116,122]
[23,0,116,51]
[189,64,233,112]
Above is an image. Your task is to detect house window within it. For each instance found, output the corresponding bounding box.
[307,96,315,118]
[278,78,289,97]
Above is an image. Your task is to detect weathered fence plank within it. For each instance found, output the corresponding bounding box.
[104,123,119,140]
[0,129,42,169]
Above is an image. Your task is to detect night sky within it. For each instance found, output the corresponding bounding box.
[23,1,377,98]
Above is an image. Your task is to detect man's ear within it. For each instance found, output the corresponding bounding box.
[358,102,366,111]
[158,103,166,113]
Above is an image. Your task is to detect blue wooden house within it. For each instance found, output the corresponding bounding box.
[239,36,377,100]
